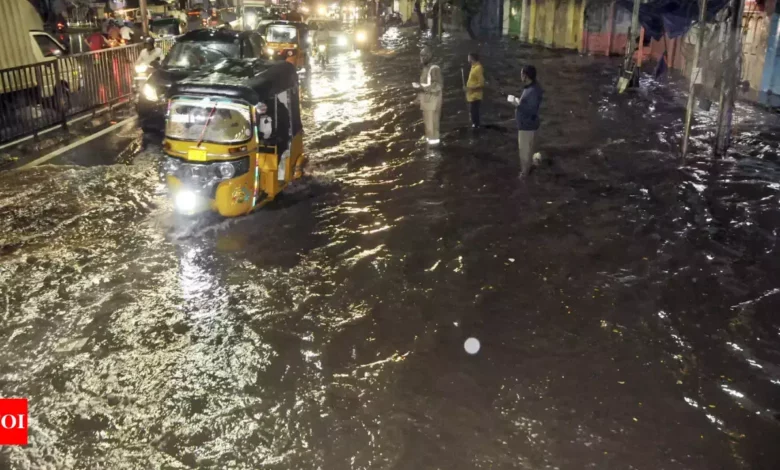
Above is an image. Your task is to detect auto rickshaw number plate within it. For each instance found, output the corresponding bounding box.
[188,148,208,162]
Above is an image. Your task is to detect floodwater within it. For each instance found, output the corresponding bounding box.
[2,29,780,469]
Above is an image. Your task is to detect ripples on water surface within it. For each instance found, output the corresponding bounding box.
[1,29,780,469]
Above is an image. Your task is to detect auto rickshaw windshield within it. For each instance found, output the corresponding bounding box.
[166,98,253,144]
[266,25,298,43]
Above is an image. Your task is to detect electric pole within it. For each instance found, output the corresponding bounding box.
[714,0,745,155]
[681,0,708,158]
[618,0,641,92]
[140,0,149,37]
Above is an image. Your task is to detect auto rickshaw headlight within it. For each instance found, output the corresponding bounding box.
[337,35,347,46]
[356,31,367,42]
[175,190,197,212]
[142,83,158,101]
[318,44,326,52]
[267,47,275,56]
[318,5,327,15]
[215,162,235,179]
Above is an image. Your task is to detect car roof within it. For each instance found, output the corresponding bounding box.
[177,28,251,43]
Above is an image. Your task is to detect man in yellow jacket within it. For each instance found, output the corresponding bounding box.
[465,52,484,128]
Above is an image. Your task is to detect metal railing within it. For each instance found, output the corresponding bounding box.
[0,38,175,145]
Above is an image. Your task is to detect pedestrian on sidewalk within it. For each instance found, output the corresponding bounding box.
[464,52,484,128]
[414,0,427,31]
[507,65,543,179]
[413,47,443,145]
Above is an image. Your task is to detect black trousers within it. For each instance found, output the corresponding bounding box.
[469,100,481,127]
[417,12,426,30]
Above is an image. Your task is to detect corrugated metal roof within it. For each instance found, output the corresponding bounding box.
[0,0,45,69]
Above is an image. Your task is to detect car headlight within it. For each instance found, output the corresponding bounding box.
[318,44,326,52]
[356,31,366,42]
[142,83,158,101]
[135,64,148,74]
[174,190,197,212]
[214,162,235,179]
[267,47,275,56]
[337,35,347,46]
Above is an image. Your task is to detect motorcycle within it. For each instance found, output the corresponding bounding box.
[316,43,329,67]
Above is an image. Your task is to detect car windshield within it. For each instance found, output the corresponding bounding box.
[151,21,179,37]
[162,41,240,70]
[266,25,297,43]
[166,98,252,144]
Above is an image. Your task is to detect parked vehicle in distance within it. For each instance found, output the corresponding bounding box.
[0,0,83,112]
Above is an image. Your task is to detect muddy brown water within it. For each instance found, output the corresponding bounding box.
[1,29,779,469]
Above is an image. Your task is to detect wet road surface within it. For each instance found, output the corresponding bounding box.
[2,29,780,469]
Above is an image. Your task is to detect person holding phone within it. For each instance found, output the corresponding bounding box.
[507,65,543,179]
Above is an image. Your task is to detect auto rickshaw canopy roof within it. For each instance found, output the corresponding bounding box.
[258,20,309,37]
[170,58,298,104]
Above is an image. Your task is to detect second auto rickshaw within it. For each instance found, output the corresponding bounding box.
[161,59,305,217]
[259,20,310,69]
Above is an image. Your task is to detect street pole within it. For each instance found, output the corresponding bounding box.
[237,0,244,30]
[625,0,640,65]
[140,0,149,37]
[714,0,744,155]
[617,0,641,92]
[438,0,442,37]
[682,0,708,159]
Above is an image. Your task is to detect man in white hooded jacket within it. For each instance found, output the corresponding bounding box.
[413,47,443,145]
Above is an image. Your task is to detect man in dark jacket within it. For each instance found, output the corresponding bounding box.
[414,0,426,30]
[507,65,543,179]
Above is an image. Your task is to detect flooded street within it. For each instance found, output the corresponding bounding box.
[2,29,780,469]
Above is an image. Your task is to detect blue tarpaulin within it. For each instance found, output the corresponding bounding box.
[616,0,731,40]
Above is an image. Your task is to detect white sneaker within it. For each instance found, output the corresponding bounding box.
[532,152,542,166]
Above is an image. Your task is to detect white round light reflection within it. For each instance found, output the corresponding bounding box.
[464,337,480,355]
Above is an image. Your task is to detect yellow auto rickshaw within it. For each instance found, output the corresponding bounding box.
[260,20,310,69]
[161,60,305,217]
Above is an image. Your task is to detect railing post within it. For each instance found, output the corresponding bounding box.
[53,59,67,131]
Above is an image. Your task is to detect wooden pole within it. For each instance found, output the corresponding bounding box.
[438,0,442,37]
[606,1,615,56]
[682,0,708,159]
[139,0,149,37]
[715,0,745,155]
[624,0,641,67]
